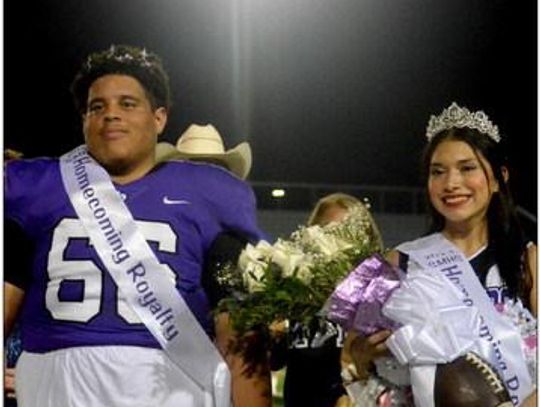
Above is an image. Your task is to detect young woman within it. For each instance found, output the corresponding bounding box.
[347,103,536,406]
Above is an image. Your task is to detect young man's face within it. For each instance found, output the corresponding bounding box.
[83,74,167,182]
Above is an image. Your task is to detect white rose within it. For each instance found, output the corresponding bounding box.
[238,241,271,270]
[238,241,272,293]
[332,235,354,252]
[271,239,307,278]
[303,226,352,258]
[242,262,266,293]
[295,258,315,283]
[253,239,275,257]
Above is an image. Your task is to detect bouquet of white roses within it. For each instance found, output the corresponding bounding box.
[216,204,383,338]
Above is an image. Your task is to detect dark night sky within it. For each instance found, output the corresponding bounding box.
[4,0,537,213]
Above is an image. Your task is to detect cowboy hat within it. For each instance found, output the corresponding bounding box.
[156,124,252,179]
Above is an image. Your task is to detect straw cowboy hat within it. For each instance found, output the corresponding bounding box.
[156,124,252,179]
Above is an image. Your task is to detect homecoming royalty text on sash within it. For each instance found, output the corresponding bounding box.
[397,233,533,406]
[60,145,231,407]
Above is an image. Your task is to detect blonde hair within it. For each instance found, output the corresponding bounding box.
[307,193,384,249]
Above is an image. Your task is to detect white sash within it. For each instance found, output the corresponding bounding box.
[59,145,231,407]
[397,233,532,406]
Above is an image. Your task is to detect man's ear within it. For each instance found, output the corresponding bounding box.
[154,107,168,134]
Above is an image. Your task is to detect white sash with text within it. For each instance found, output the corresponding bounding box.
[60,145,231,407]
[397,233,532,406]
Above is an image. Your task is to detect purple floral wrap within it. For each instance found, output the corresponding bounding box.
[325,254,402,335]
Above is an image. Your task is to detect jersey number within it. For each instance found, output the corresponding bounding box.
[45,218,177,323]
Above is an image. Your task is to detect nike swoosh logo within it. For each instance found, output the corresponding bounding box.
[163,196,191,205]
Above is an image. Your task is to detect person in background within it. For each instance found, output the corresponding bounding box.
[4,44,269,407]
[270,193,383,407]
[347,103,536,406]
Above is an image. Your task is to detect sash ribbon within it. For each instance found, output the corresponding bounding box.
[388,233,532,406]
[60,145,231,407]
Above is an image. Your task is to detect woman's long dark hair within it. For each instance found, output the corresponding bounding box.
[422,127,530,304]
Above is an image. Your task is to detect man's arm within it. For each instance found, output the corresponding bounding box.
[4,220,32,336]
[203,231,272,406]
[4,282,24,337]
[4,285,23,400]
[214,313,272,407]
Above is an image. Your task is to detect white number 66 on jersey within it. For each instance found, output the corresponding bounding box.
[46,218,177,324]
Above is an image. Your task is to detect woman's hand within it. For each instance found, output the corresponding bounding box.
[342,329,392,380]
[334,394,354,407]
[521,390,537,407]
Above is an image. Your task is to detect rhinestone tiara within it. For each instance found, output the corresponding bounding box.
[84,45,155,70]
[426,102,500,143]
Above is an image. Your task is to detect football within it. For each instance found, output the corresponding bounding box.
[434,352,512,407]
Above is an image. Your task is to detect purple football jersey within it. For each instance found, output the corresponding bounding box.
[5,158,264,352]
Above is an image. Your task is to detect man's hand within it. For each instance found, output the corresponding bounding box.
[5,368,16,399]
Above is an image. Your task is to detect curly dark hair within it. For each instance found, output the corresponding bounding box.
[70,44,171,113]
[422,127,531,305]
